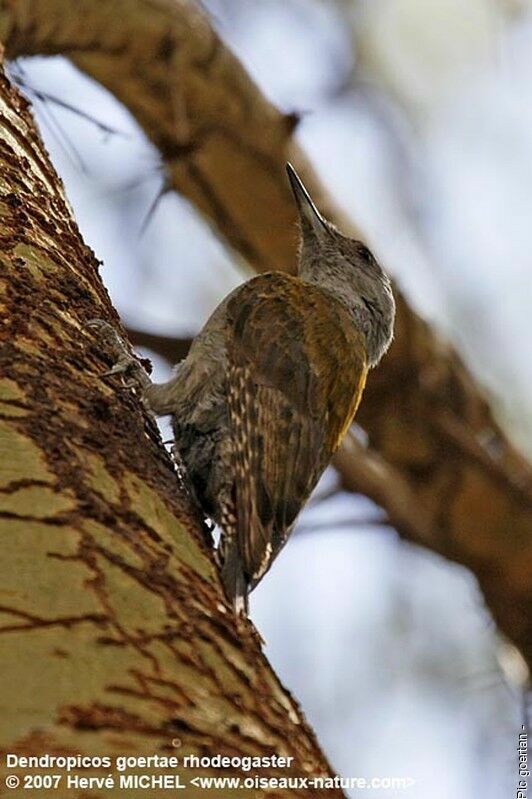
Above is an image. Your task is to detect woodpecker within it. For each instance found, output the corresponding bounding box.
[90,164,395,615]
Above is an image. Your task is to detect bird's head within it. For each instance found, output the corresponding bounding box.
[286,162,395,367]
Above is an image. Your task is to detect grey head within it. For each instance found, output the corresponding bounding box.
[286,162,395,367]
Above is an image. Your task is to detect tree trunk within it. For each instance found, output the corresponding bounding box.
[0,59,344,798]
[3,0,528,666]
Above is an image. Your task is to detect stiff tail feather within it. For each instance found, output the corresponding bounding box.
[219,533,248,616]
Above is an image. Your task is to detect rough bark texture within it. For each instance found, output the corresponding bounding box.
[0,1,531,669]
[0,60,344,798]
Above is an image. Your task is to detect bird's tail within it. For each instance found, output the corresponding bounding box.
[219,536,249,616]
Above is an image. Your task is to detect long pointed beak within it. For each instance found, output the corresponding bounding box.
[286,162,329,238]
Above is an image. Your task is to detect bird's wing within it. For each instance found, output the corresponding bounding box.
[223,272,368,587]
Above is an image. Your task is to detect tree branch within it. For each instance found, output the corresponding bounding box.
[126,327,193,365]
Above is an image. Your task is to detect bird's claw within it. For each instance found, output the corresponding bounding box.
[86,318,130,360]
[101,359,135,379]
[86,318,150,393]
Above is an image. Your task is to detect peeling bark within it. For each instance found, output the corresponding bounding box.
[0,1,530,668]
[0,61,344,798]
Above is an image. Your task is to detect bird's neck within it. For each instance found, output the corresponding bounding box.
[298,256,390,368]
[299,256,365,319]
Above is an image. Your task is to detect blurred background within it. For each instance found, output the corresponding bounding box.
[9,1,532,796]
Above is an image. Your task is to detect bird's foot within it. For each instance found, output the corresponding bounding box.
[86,319,152,394]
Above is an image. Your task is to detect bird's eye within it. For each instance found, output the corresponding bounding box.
[359,245,373,263]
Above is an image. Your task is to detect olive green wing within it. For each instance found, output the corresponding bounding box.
[223,273,368,588]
